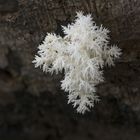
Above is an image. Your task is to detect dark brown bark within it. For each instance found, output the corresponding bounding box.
[0,0,140,140]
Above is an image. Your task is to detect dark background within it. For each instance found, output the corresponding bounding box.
[0,0,140,140]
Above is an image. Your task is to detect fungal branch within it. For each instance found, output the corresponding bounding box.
[33,12,121,114]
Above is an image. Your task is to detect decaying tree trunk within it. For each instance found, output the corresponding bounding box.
[0,0,140,140]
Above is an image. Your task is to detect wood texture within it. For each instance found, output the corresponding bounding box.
[0,0,140,139]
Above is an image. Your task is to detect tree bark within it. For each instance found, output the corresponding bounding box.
[0,0,140,140]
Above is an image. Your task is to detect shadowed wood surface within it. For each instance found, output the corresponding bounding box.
[0,0,140,140]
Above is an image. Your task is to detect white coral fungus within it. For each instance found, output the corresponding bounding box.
[33,12,121,114]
